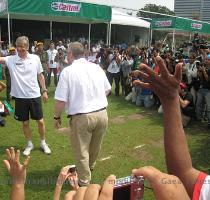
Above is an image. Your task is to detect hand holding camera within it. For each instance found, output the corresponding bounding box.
[132,166,190,200]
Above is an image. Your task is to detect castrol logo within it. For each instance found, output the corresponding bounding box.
[51,2,81,13]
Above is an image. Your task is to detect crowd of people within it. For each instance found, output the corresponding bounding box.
[0,33,210,200]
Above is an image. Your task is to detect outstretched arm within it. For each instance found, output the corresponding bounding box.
[3,147,30,200]
[133,56,200,197]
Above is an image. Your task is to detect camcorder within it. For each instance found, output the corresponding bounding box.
[113,175,144,200]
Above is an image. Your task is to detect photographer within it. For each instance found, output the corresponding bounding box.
[54,48,68,80]
[121,53,133,96]
[183,53,198,104]
[106,49,121,96]
[179,83,195,127]
[35,43,49,88]
[196,55,210,128]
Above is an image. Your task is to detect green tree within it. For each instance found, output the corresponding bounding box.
[137,4,175,44]
[137,4,175,19]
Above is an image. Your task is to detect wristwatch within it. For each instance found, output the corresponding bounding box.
[42,89,48,94]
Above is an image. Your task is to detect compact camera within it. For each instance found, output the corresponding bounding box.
[113,175,144,200]
[68,165,76,173]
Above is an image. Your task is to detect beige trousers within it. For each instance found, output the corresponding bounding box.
[69,109,108,186]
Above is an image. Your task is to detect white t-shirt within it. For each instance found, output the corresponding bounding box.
[184,62,197,84]
[107,54,120,73]
[4,54,43,98]
[47,49,58,68]
[55,58,111,115]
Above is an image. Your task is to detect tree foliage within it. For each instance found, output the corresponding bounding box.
[137,4,175,19]
[136,4,175,43]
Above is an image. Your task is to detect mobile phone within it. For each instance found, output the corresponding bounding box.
[68,165,76,173]
[113,175,144,200]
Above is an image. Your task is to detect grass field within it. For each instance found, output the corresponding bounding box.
[0,84,210,199]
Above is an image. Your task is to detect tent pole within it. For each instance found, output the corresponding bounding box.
[0,25,1,43]
[148,28,150,47]
[106,23,109,45]
[172,29,175,51]
[88,24,91,51]
[150,29,153,48]
[130,27,133,45]
[7,13,11,46]
[68,23,70,39]
[50,21,53,40]
[108,23,111,46]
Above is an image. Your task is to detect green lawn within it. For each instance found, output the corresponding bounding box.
[0,84,210,199]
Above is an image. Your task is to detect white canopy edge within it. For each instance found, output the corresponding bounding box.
[111,9,150,28]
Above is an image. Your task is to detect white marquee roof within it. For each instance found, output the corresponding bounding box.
[111,9,150,28]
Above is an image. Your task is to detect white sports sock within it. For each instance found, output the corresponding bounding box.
[27,140,33,147]
[41,139,46,145]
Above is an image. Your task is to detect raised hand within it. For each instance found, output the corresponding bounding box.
[3,147,30,184]
[133,56,182,105]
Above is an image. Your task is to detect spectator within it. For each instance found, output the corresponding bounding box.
[179,82,195,127]
[106,49,121,96]
[47,41,58,87]
[54,165,79,200]
[54,48,68,80]
[56,41,66,52]
[136,87,154,108]
[196,56,210,128]
[5,47,16,101]
[133,57,209,199]
[3,147,30,200]
[31,40,37,54]
[183,53,198,104]
[121,53,133,96]
[35,42,49,88]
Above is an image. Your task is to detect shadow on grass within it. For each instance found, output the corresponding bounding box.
[25,166,62,191]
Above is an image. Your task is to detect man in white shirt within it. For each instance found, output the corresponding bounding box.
[47,41,58,86]
[0,36,51,156]
[54,42,111,186]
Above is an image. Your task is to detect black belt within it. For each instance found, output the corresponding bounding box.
[68,107,106,118]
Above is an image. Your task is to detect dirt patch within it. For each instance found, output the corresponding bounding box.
[127,113,143,120]
[111,115,126,124]
[111,113,143,124]
[149,138,164,148]
[131,148,154,162]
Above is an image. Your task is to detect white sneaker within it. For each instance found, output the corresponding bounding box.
[40,143,51,155]
[23,143,34,156]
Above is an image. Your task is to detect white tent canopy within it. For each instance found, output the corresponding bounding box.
[111,9,150,28]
